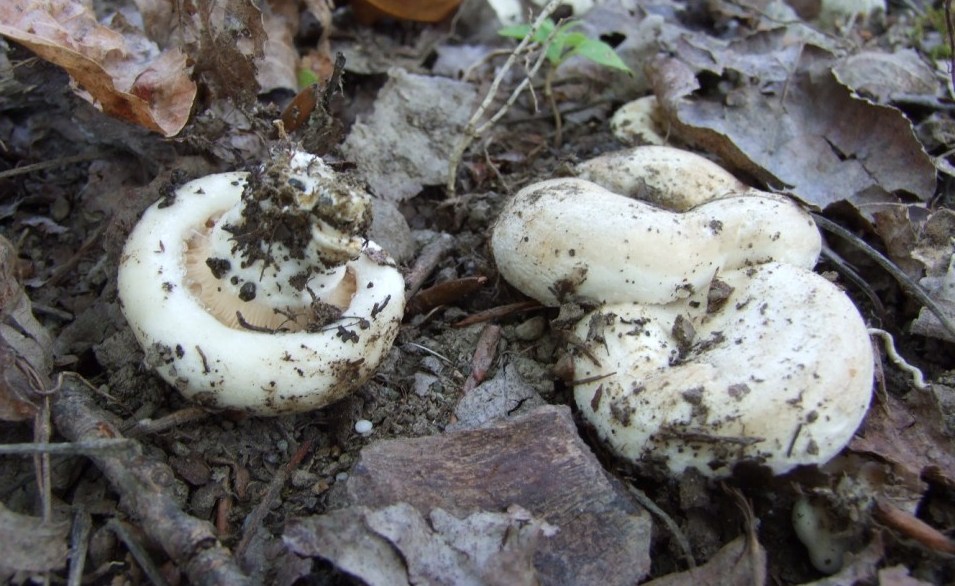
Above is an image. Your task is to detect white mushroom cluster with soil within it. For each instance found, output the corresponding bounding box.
[118,148,405,415]
[491,146,874,477]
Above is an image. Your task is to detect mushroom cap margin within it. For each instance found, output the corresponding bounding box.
[117,172,405,415]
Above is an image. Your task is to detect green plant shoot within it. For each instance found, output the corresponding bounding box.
[499,18,632,74]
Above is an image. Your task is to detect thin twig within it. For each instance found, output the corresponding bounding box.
[67,508,92,586]
[812,213,955,340]
[446,0,562,196]
[0,439,138,457]
[108,519,170,586]
[235,439,314,562]
[0,150,103,180]
[404,233,455,299]
[626,483,697,569]
[819,246,886,319]
[123,406,211,437]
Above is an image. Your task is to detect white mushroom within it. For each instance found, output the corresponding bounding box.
[792,495,849,574]
[609,96,667,147]
[490,146,873,477]
[118,149,405,415]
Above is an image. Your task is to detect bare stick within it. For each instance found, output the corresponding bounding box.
[51,378,251,585]
[235,439,313,561]
[626,483,697,569]
[445,0,562,196]
[404,233,455,299]
[0,439,138,457]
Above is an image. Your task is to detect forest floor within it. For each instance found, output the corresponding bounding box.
[1,0,955,584]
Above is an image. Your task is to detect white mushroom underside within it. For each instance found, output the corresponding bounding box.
[573,262,873,477]
[118,172,404,414]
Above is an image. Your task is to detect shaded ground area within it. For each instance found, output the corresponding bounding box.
[1,0,955,584]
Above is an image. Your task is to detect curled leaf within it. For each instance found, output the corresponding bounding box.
[0,0,197,136]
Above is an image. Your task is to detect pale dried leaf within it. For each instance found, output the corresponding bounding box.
[284,503,546,586]
[643,535,767,586]
[850,390,955,488]
[256,0,298,94]
[0,235,52,421]
[0,503,69,573]
[833,50,939,104]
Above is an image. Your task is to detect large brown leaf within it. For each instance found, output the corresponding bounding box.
[0,0,196,136]
[650,43,936,209]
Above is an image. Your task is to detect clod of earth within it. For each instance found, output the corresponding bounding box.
[491,145,874,477]
[117,148,405,415]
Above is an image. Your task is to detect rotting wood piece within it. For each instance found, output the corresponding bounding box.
[51,378,250,585]
[346,404,653,586]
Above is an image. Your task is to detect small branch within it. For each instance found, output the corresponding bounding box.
[0,439,138,457]
[626,483,697,569]
[124,406,211,437]
[51,378,251,585]
[404,233,455,299]
[235,439,314,562]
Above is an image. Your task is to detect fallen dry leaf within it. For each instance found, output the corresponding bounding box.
[256,0,299,94]
[649,41,936,209]
[832,50,939,104]
[351,0,462,24]
[642,535,766,586]
[911,210,955,342]
[285,503,547,586]
[877,564,936,586]
[849,389,955,488]
[0,235,52,421]
[0,0,196,136]
[346,405,653,585]
[0,503,69,574]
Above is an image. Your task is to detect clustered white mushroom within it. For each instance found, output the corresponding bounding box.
[118,148,405,415]
[491,146,874,477]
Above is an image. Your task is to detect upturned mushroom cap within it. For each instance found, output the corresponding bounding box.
[490,145,873,476]
[491,177,820,307]
[118,150,405,415]
[576,144,748,211]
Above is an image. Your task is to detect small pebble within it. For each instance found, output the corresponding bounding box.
[355,419,374,435]
[515,316,547,341]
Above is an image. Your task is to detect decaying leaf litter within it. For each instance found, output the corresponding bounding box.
[1,0,955,583]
